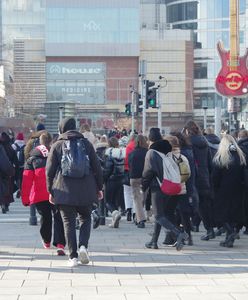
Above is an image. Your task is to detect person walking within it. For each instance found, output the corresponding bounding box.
[21,132,66,255]
[0,132,19,213]
[212,134,246,247]
[183,120,214,240]
[237,129,248,234]
[128,135,148,228]
[103,137,125,228]
[12,132,26,198]
[204,127,220,159]
[164,135,192,245]
[46,117,103,267]
[80,123,97,150]
[123,134,136,221]
[0,145,15,204]
[142,139,188,251]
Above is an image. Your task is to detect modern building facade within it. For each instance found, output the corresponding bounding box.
[2,0,248,131]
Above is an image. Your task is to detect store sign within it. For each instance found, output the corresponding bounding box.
[49,65,102,75]
[82,21,101,31]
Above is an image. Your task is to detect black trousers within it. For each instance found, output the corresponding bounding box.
[194,192,214,230]
[176,194,192,235]
[105,179,124,213]
[59,204,92,259]
[151,190,180,238]
[35,201,65,247]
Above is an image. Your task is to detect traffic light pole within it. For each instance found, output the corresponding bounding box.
[131,90,135,133]
[142,79,146,134]
[157,86,162,129]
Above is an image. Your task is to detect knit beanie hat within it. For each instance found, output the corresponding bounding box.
[148,127,162,142]
[36,123,45,131]
[16,133,24,140]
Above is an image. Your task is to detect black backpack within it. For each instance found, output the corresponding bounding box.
[110,149,125,177]
[14,143,25,167]
[61,138,90,178]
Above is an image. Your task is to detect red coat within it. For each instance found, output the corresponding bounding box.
[124,139,135,171]
[21,145,49,206]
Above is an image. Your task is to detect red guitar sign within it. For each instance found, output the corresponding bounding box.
[215,0,248,97]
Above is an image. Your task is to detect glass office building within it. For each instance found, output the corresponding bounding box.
[165,0,247,111]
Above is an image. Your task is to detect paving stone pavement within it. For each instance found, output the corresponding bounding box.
[0,200,248,299]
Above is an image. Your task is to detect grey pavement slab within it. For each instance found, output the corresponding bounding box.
[0,200,248,299]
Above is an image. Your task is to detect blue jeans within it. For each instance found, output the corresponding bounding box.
[59,204,91,259]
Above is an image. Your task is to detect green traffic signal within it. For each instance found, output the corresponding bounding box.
[125,102,132,116]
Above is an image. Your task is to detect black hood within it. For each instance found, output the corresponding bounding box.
[191,135,208,149]
[58,130,84,141]
[205,134,220,145]
[238,137,248,148]
[59,117,76,134]
[150,139,172,155]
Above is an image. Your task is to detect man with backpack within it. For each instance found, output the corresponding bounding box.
[12,132,26,197]
[46,117,103,267]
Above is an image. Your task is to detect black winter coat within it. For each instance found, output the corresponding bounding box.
[0,145,15,201]
[190,135,212,194]
[212,150,245,224]
[128,147,148,179]
[238,138,248,165]
[46,130,103,207]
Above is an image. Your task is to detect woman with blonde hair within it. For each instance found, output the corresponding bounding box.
[212,134,246,248]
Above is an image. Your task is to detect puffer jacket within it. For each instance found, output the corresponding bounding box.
[21,145,49,206]
[103,147,125,182]
[46,118,103,207]
[205,134,220,159]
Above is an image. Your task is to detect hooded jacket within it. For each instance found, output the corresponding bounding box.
[142,140,172,192]
[46,118,103,207]
[205,134,220,159]
[190,135,212,193]
[103,147,125,182]
[21,145,50,206]
[238,137,248,165]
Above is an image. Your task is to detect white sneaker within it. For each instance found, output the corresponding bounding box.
[113,212,121,228]
[79,246,90,265]
[68,257,78,267]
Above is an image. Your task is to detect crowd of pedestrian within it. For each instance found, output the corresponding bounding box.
[1,118,248,267]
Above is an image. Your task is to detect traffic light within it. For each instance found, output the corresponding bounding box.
[125,102,131,116]
[136,93,142,115]
[146,80,157,108]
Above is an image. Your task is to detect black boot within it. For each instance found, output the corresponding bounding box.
[188,233,193,246]
[201,228,215,241]
[126,208,132,222]
[163,231,177,246]
[215,227,226,236]
[220,223,236,248]
[145,222,161,249]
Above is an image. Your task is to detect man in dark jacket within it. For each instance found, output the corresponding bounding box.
[184,120,215,241]
[46,118,103,267]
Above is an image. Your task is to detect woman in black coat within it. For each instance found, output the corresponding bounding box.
[142,139,188,251]
[212,134,246,247]
[0,132,19,213]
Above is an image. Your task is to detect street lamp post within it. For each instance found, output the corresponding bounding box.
[203,106,208,130]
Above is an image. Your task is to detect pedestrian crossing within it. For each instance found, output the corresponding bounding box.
[0,197,38,224]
